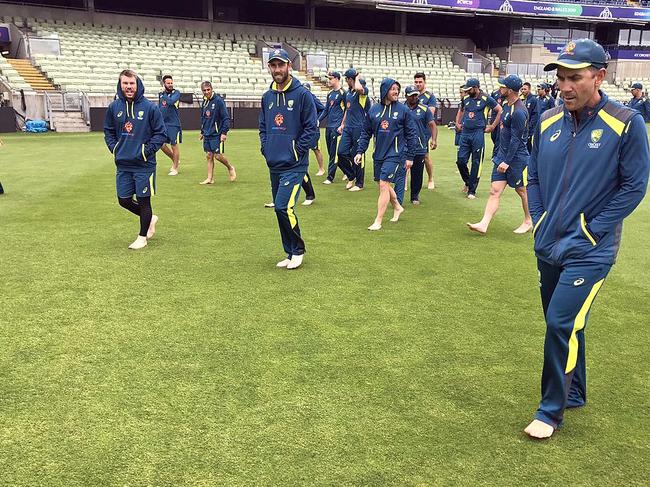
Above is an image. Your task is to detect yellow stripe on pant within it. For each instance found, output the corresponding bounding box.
[286,183,300,228]
[565,279,605,374]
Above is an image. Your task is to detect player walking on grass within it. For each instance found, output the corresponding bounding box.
[200,81,236,185]
[304,82,326,177]
[524,39,650,439]
[467,75,532,235]
[259,49,318,270]
[104,70,166,249]
[404,85,437,205]
[320,71,346,184]
[158,75,182,176]
[414,72,438,189]
[356,78,418,231]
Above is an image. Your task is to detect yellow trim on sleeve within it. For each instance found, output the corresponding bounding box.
[597,109,625,136]
[540,111,563,135]
[532,211,547,236]
[565,279,605,373]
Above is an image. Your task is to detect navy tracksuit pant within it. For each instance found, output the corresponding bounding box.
[338,126,364,188]
[535,258,611,428]
[325,127,340,182]
[408,154,426,203]
[491,126,500,159]
[270,171,306,257]
[456,128,485,195]
[302,172,315,200]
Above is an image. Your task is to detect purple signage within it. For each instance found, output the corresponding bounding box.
[386,0,650,23]
[606,48,650,60]
[0,25,11,44]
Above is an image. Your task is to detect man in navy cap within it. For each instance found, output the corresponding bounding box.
[628,82,650,122]
[535,83,555,126]
[467,74,531,235]
[404,85,437,204]
[455,78,502,199]
[525,39,650,439]
[320,71,346,184]
[337,68,371,192]
[259,48,318,270]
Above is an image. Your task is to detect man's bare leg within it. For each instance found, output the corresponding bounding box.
[161,144,174,161]
[369,181,391,230]
[424,153,435,189]
[314,149,325,176]
[215,154,236,181]
[467,181,507,234]
[524,419,555,439]
[200,153,215,184]
[171,144,180,172]
[389,185,404,222]
[513,185,533,234]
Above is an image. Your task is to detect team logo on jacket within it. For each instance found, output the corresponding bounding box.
[347,102,351,108]
[162,100,167,106]
[330,100,334,106]
[274,113,284,126]
[205,110,211,117]
[137,110,144,120]
[124,121,133,133]
[380,120,389,130]
[589,129,603,149]
[550,129,561,142]
[469,112,475,119]
[287,100,294,111]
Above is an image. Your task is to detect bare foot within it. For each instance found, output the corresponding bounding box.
[228,166,237,182]
[368,222,382,231]
[428,180,435,190]
[345,181,355,190]
[461,185,468,193]
[467,222,487,235]
[524,419,555,439]
[513,221,533,234]
[316,169,325,176]
[200,178,214,185]
[390,206,404,222]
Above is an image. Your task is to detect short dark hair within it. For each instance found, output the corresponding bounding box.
[201,80,212,89]
[119,69,138,80]
[162,75,173,82]
[523,82,531,88]
[414,72,426,81]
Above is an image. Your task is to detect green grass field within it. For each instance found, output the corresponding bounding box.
[1,128,649,486]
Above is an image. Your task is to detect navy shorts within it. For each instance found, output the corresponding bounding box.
[373,160,401,183]
[166,126,182,145]
[491,162,525,188]
[203,137,224,154]
[116,170,156,198]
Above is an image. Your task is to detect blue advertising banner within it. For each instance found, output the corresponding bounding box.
[606,47,650,60]
[385,0,650,23]
[0,25,11,44]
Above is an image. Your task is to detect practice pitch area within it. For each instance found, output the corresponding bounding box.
[1,128,649,485]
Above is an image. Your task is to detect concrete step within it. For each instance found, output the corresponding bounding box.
[51,112,89,133]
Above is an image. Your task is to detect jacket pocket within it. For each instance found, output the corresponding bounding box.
[265,134,298,166]
[532,211,548,238]
[580,213,597,246]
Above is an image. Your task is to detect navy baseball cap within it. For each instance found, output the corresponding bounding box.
[461,78,480,91]
[405,85,419,97]
[544,39,608,71]
[304,82,312,91]
[268,48,290,63]
[344,68,358,79]
[327,71,341,79]
[498,75,523,92]
[631,82,643,90]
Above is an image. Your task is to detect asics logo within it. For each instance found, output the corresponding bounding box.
[573,278,585,286]
[550,129,561,142]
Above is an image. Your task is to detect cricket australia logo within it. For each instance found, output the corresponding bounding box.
[287,100,294,111]
[588,129,603,149]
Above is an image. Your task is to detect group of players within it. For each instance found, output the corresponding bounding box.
[103,39,650,440]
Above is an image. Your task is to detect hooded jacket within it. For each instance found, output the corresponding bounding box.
[357,78,419,163]
[259,76,319,173]
[104,76,167,172]
[201,93,230,138]
[528,92,650,266]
